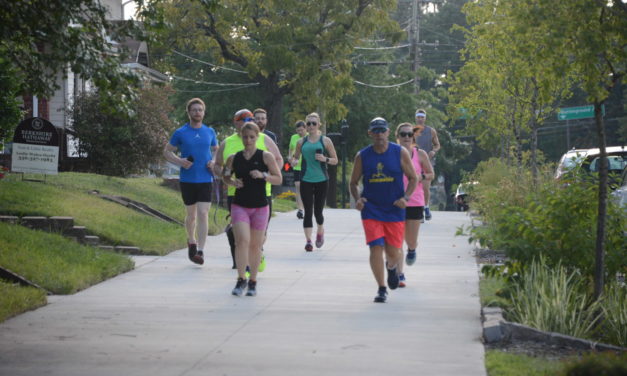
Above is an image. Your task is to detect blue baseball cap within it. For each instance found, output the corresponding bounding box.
[369,117,389,130]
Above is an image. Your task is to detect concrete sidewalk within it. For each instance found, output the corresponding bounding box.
[0,209,485,376]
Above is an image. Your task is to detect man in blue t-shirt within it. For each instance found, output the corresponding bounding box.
[164,98,218,265]
[350,117,417,303]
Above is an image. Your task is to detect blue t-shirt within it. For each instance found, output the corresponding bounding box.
[359,142,405,222]
[169,123,218,183]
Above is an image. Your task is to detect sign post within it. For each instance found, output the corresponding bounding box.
[557,104,605,121]
[11,117,60,175]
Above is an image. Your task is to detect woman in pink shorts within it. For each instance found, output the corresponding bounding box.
[222,122,282,297]
[395,122,434,287]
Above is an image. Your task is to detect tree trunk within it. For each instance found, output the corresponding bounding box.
[593,100,608,301]
[259,73,287,148]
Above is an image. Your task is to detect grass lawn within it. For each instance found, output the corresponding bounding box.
[0,222,134,294]
[485,350,565,376]
[0,281,47,322]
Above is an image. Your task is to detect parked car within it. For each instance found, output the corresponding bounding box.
[555,146,627,189]
[610,167,627,210]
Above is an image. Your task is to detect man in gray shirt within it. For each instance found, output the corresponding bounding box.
[414,109,440,220]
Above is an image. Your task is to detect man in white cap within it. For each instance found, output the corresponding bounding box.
[414,109,440,220]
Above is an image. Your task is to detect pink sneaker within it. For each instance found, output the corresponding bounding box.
[315,233,324,248]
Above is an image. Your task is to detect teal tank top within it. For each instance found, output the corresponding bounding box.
[301,136,328,183]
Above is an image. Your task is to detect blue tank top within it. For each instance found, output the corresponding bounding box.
[360,142,405,222]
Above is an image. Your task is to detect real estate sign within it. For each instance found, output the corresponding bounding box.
[11,117,59,175]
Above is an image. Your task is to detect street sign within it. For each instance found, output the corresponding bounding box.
[557,105,605,121]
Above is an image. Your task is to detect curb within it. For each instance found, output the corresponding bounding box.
[481,307,626,352]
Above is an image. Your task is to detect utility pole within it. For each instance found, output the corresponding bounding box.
[409,0,441,95]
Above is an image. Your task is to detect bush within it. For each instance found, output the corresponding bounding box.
[560,352,627,376]
[69,86,176,176]
[507,258,602,339]
[469,158,627,283]
[598,285,627,347]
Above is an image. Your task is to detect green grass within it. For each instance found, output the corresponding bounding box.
[0,222,134,294]
[485,350,565,376]
[480,275,510,308]
[0,172,232,254]
[0,281,47,322]
[272,197,298,213]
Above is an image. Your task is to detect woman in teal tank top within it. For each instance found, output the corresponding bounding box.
[290,113,339,252]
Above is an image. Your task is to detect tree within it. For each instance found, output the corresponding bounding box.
[152,0,403,142]
[506,0,626,300]
[0,60,23,144]
[0,0,160,116]
[448,0,573,182]
[70,86,176,176]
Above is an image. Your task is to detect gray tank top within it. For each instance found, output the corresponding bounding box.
[415,126,433,154]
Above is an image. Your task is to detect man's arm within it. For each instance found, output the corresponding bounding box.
[349,152,366,211]
[212,140,226,176]
[430,128,441,158]
[264,136,284,168]
[163,142,192,169]
[418,149,434,181]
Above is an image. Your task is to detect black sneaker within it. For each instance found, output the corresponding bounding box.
[374,287,387,303]
[387,266,400,290]
[246,280,257,297]
[296,209,304,219]
[232,278,247,296]
[188,243,197,261]
[191,250,204,265]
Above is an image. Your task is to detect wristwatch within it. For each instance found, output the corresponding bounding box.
[262,172,268,179]
[326,157,330,163]
[403,195,410,201]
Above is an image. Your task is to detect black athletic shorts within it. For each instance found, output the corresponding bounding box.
[180,182,212,206]
[405,206,424,220]
[293,169,302,182]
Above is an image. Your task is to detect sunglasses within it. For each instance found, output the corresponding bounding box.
[237,117,254,122]
[370,128,387,134]
[306,121,318,126]
[398,131,413,138]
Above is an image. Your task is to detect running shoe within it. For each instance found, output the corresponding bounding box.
[188,243,197,262]
[258,254,266,272]
[245,265,250,279]
[296,210,304,219]
[406,250,417,266]
[387,266,400,290]
[398,273,406,288]
[424,207,432,220]
[232,278,247,296]
[315,233,324,248]
[246,280,257,297]
[191,250,204,265]
[305,241,313,252]
[374,287,388,303]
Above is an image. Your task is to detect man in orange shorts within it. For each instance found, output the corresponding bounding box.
[349,117,418,303]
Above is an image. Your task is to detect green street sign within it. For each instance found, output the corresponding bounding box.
[558,104,605,121]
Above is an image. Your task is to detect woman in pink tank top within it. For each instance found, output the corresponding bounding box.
[394,122,434,287]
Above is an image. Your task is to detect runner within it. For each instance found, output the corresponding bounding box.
[288,120,307,219]
[222,122,282,296]
[414,109,440,221]
[349,117,417,303]
[395,122,434,287]
[290,113,338,252]
[163,98,218,265]
[214,109,283,269]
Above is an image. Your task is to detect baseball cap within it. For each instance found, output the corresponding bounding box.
[415,109,426,117]
[369,117,389,130]
[234,109,254,122]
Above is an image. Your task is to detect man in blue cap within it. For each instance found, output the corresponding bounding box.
[349,117,418,303]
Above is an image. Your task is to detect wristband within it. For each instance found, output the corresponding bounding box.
[403,195,410,201]
[326,157,329,163]
[421,173,426,180]
[262,172,268,179]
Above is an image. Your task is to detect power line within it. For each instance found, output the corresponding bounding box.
[170,75,259,86]
[354,78,414,88]
[172,50,248,74]
[354,44,410,50]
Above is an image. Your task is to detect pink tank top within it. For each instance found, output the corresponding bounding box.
[403,147,425,207]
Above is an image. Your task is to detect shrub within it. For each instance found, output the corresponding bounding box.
[507,258,601,339]
[69,86,176,177]
[598,285,627,347]
[560,352,627,376]
[469,158,627,283]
